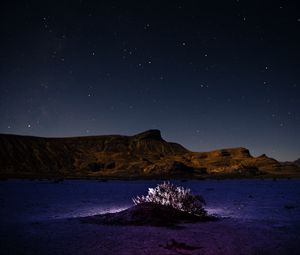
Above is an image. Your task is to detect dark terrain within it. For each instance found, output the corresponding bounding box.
[0,130,299,178]
[1,179,300,255]
[80,202,215,227]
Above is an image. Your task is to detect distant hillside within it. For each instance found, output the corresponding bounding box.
[293,158,300,167]
[0,130,299,179]
[281,158,300,168]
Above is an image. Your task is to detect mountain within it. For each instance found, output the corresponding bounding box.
[0,130,299,179]
[281,158,300,168]
[294,159,300,167]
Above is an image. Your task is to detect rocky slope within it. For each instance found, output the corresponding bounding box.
[0,130,299,178]
[294,159,300,167]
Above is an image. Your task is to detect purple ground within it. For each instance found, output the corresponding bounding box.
[0,179,300,254]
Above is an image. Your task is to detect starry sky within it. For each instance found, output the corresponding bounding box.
[0,1,299,161]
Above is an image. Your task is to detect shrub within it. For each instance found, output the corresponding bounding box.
[132,182,207,216]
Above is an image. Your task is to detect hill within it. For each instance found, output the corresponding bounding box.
[0,130,299,179]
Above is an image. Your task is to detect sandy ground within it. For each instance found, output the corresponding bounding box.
[1,216,299,255]
[1,179,300,254]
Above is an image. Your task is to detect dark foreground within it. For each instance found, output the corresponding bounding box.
[0,179,300,254]
[1,216,299,255]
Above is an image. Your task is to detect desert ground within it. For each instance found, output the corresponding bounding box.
[1,179,299,255]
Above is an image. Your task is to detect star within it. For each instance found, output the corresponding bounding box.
[40,83,48,89]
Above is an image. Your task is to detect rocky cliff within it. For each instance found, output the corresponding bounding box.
[0,130,299,178]
[294,159,300,167]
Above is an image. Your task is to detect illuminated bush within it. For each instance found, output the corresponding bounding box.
[132,182,207,216]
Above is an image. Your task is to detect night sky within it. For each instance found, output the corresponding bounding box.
[0,1,299,161]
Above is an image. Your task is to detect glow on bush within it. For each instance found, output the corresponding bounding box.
[132,182,207,216]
